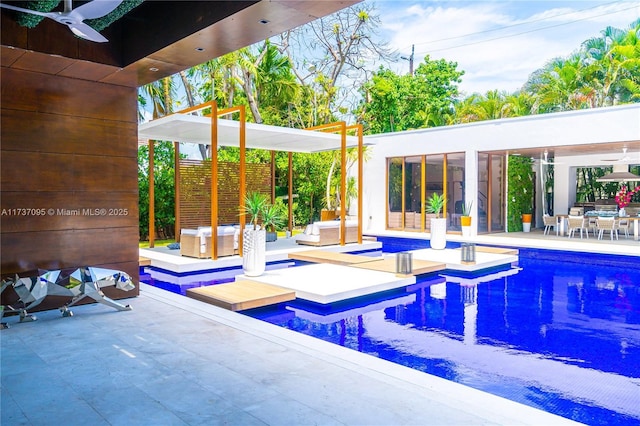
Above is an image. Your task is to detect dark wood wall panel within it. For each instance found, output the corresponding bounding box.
[1,192,138,233]
[1,151,137,192]
[1,66,140,305]
[1,109,137,157]
[1,68,134,120]
[1,228,138,272]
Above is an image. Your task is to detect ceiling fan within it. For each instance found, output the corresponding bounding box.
[600,147,635,163]
[0,0,123,43]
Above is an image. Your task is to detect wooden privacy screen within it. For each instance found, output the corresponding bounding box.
[179,159,271,228]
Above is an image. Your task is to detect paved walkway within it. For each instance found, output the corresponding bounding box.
[1,284,580,426]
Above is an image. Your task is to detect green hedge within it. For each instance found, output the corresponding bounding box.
[507,155,534,232]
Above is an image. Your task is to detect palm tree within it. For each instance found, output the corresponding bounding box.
[138,76,176,120]
[582,20,640,106]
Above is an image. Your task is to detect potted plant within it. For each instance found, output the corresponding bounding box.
[426,192,447,249]
[262,201,286,242]
[521,209,532,232]
[242,192,268,277]
[460,200,473,238]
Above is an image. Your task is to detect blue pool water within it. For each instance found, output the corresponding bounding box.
[141,238,640,425]
[245,238,640,425]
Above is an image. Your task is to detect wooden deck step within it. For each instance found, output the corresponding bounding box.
[349,257,446,277]
[186,279,295,311]
[473,246,519,255]
[288,250,381,266]
[139,256,151,266]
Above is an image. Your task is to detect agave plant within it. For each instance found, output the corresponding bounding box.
[462,200,473,217]
[243,192,269,229]
[261,202,286,232]
[426,193,446,218]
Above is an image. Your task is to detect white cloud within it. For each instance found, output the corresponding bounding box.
[371,0,640,95]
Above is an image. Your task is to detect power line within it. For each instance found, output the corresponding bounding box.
[415,4,639,54]
[410,0,624,47]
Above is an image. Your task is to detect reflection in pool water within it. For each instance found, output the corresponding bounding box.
[245,244,640,426]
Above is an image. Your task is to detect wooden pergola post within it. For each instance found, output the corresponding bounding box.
[347,124,363,244]
[148,139,155,248]
[288,152,293,233]
[210,101,219,259]
[174,141,181,242]
[270,151,276,205]
[421,155,426,232]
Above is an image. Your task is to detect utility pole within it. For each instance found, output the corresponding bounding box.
[401,45,414,76]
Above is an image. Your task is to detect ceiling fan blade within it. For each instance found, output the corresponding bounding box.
[0,3,50,17]
[68,22,108,42]
[71,0,123,20]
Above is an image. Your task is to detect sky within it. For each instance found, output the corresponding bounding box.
[371,0,640,95]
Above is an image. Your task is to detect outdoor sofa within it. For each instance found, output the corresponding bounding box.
[180,226,236,258]
[295,220,358,246]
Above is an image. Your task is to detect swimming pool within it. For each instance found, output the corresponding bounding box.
[241,238,640,425]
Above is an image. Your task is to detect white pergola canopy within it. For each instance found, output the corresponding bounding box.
[138,114,369,153]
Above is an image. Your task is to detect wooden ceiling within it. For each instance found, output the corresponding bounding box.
[1,0,360,88]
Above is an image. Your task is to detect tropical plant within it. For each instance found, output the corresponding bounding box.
[615,185,640,209]
[243,192,269,229]
[138,142,178,240]
[461,200,473,217]
[357,56,463,133]
[426,193,446,218]
[279,2,395,125]
[261,200,287,232]
[507,155,534,232]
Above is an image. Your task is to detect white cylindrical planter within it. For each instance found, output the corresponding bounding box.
[243,228,266,277]
[461,226,471,238]
[430,218,447,250]
[523,222,531,232]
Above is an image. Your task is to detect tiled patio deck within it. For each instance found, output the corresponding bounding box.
[1,283,579,426]
[3,230,635,425]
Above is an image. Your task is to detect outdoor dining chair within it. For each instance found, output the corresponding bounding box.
[543,214,559,236]
[618,217,630,239]
[596,217,619,241]
[567,215,590,239]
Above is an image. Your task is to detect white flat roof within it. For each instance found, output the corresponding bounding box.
[138,114,366,153]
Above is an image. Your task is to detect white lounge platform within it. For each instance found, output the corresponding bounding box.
[410,248,518,272]
[236,263,415,304]
[140,239,382,274]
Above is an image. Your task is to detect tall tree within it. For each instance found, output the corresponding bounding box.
[582,19,640,106]
[278,2,395,126]
[357,56,463,133]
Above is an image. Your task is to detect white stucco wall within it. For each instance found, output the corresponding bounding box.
[362,104,640,235]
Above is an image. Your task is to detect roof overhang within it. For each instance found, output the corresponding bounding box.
[138,114,369,153]
[596,171,640,182]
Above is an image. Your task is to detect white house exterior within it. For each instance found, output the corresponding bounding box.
[361,104,640,236]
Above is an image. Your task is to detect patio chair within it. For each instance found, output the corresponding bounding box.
[618,217,630,239]
[543,214,559,236]
[567,215,589,239]
[596,217,619,241]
